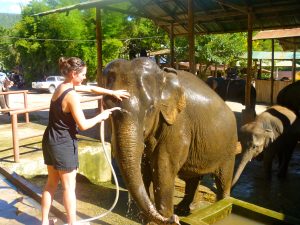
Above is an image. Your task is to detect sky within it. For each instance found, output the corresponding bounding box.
[0,0,31,14]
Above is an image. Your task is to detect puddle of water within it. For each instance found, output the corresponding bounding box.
[232,145,300,219]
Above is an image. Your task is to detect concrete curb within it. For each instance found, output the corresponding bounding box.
[0,166,68,223]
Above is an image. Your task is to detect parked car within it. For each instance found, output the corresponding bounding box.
[32,76,65,94]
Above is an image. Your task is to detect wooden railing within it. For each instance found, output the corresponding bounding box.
[8,95,103,162]
[0,90,29,122]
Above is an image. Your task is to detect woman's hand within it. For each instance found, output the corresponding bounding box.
[99,107,121,121]
[111,90,130,101]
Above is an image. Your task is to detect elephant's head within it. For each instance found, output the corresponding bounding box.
[232,122,274,187]
[103,58,185,224]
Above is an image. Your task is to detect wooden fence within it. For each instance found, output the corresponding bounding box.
[255,80,292,104]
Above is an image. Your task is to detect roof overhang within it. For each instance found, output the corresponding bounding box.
[253,28,300,51]
[33,0,300,36]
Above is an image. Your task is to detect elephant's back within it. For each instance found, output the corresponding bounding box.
[177,71,234,118]
[177,71,238,158]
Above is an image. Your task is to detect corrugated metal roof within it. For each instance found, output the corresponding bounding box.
[241,51,300,59]
[253,28,300,51]
[253,28,300,40]
[34,0,300,36]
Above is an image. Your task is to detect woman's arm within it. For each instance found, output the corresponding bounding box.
[74,85,130,100]
[74,85,112,95]
[67,91,117,131]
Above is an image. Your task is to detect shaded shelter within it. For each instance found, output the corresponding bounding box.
[33,0,300,122]
[253,28,300,104]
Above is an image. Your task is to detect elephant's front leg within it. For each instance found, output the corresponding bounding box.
[141,154,152,197]
[151,150,177,218]
[263,144,278,179]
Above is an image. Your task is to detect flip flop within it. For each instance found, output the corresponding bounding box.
[49,218,57,225]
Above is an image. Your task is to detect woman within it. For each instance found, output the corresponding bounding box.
[41,57,129,225]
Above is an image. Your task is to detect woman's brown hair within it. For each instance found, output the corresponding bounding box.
[59,57,86,77]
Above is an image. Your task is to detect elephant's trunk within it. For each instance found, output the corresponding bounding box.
[232,151,253,187]
[113,119,179,225]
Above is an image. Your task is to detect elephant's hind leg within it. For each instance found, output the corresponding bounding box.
[175,177,201,216]
[214,157,235,200]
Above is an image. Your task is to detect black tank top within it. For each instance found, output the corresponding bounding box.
[43,88,78,144]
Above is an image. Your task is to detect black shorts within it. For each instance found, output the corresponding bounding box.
[42,138,78,171]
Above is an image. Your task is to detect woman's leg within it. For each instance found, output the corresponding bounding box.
[41,166,60,225]
[59,169,77,225]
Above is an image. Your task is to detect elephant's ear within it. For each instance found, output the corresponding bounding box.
[263,128,275,147]
[160,69,186,125]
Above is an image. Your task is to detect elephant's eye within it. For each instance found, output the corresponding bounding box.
[252,145,258,149]
[107,75,116,87]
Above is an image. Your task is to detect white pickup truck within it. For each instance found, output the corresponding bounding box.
[32,76,65,94]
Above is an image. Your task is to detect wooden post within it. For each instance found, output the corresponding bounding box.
[292,45,296,83]
[188,0,195,74]
[270,39,275,105]
[245,10,253,109]
[242,8,255,124]
[96,8,103,87]
[170,23,175,68]
[24,91,29,123]
[11,114,19,163]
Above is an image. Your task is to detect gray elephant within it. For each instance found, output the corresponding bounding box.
[232,105,299,187]
[103,58,238,224]
[206,76,256,113]
[277,80,300,116]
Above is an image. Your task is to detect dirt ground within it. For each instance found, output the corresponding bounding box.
[1,88,300,223]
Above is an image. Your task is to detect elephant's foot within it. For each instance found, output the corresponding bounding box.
[174,201,190,216]
[145,215,180,225]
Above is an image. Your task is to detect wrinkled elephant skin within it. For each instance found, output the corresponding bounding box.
[103,58,237,224]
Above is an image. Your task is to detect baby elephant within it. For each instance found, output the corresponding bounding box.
[232,105,299,186]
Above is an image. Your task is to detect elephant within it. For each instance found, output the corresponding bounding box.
[232,105,299,187]
[103,58,238,224]
[277,80,300,116]
[206,76,256,113]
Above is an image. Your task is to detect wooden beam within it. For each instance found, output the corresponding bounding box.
[215,0,247,14]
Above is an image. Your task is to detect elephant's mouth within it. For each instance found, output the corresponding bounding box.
[103,95,120,109]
